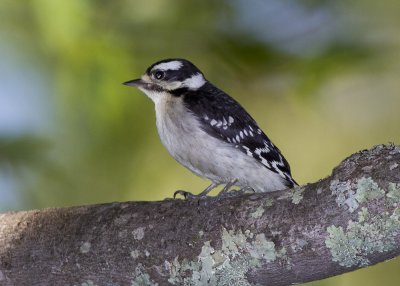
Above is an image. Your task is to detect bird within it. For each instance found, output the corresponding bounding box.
[123,59,297,198]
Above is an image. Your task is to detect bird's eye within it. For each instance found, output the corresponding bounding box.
[154,70,165,80]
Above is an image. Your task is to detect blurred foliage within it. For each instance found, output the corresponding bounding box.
[0,136,47,167]
[0,0,399,285]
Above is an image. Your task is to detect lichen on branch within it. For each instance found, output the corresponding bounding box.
[0,145,399,286]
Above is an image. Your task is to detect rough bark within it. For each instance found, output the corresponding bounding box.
[0,145,399,286]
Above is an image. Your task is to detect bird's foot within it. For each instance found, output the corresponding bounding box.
[173,181,252,205]
[173,182,219,200]
[174,190,214,207]
[213,186,255,200]
[174,190,196,200]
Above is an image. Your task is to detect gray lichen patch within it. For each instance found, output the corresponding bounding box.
[132,227,145,240]
[131,249,140,259]
[164,241,219,285]
[278,186,305,204]
[264,197,274,207]
[247,234,276,265]
[325,207,400,268]
[214,258,253,286]
[387,183,400,203]
[74,280,97,286]
[132,263,159,286]
[330,179,358,212]
[355,177,385,204]
[389,145,400,155]
[290,238,308,253]
[80,242,91,254]
[164,227,283,285]
[357,207,369,223]
[193,241,217,284]
[327,176,400,268]
[81,281,97,286]
[114,213,132,225]
[290,186,305,204]
[250,206,264,219]
[330,177,387,213]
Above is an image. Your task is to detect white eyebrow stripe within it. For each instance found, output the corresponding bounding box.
[183,73,206,90]
[152,61,183,71]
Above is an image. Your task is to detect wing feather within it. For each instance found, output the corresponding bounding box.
[183,83,296,187]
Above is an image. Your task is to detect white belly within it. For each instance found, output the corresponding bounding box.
[154,98,287,192]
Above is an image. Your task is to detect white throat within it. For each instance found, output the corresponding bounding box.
[138,86,167,105]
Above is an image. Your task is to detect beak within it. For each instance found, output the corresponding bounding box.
[122,78,145,88]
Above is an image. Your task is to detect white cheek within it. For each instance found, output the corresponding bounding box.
[162,81,183,90]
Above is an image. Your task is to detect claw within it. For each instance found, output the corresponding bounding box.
[173,190,193,199]
[173,190,210,206]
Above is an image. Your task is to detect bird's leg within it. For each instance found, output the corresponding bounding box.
[218,179,238,195]
[198,182,220,196]
[174,182,219,199]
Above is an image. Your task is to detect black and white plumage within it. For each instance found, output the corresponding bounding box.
[124,59,297,195]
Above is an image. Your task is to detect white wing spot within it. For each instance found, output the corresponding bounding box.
[249,131,254,137]
[210,119,217,126]
[228,116,234,124]
[254,143,273,168]
[222,117,227,125]
[235,135,240,142]
[204,115,209,121]
[232,138,237,144]
[257,129,262,134]
[249,126,254,131]
[261,158,271,168]
[216,121,223,127]
[275,154,285,166]
[244,129,248,136]
[256,143,270,154]
[240,131,244,139]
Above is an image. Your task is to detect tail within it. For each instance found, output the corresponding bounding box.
[284,174,298,188]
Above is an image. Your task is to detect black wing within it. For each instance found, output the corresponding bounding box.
[183,82,296,187]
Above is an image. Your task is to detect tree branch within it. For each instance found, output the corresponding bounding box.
[0,145,399,286]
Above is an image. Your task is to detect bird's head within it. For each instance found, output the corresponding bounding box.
[123,59,206,103]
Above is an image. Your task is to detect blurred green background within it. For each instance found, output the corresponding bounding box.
[0,0,399,285]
